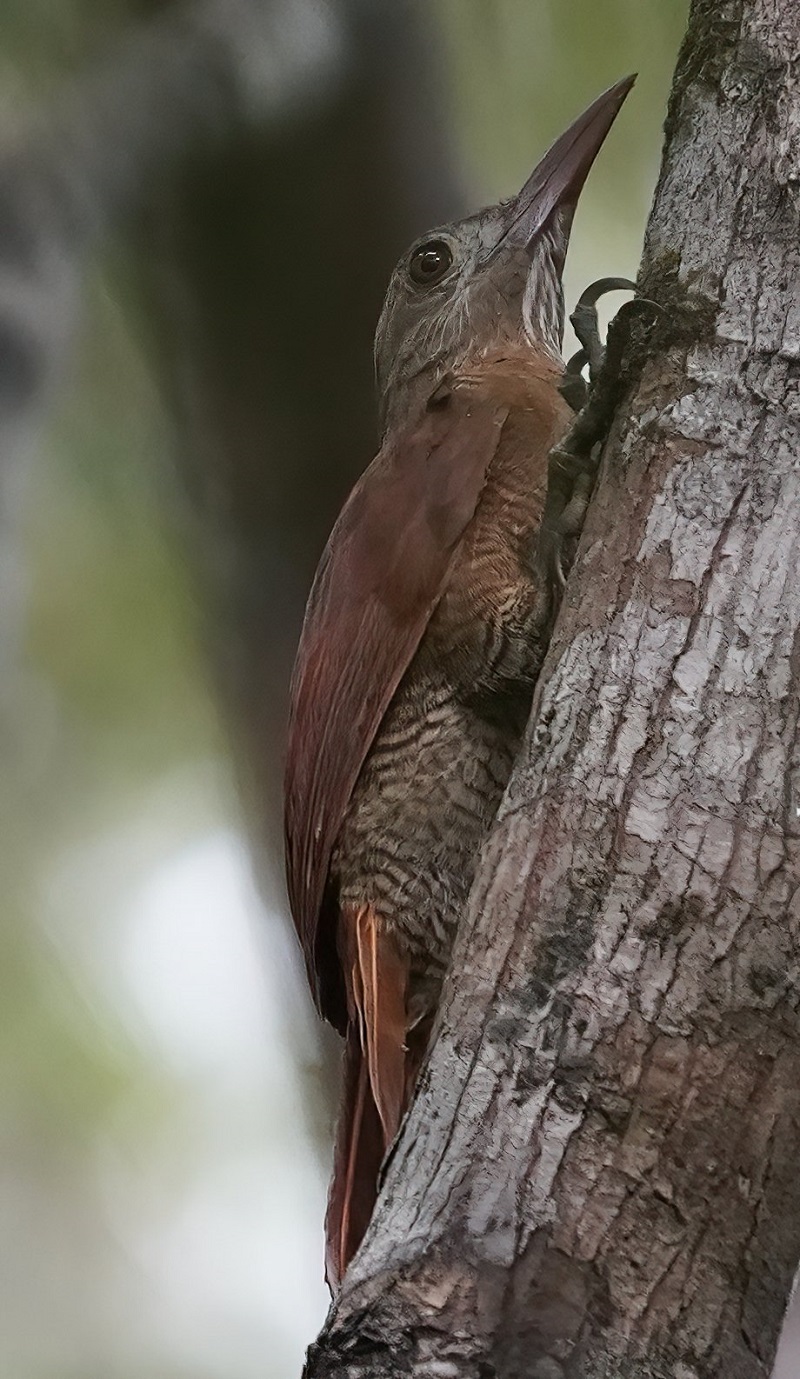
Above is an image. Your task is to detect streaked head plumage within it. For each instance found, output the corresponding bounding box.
[374,76,635,432]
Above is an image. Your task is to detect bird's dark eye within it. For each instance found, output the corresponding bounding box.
[408,239,454,287]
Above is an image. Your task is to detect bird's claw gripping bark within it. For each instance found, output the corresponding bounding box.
[566,275,637,400]
[537,277,641,599]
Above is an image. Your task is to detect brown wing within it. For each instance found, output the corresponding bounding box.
[284,386,508,1026]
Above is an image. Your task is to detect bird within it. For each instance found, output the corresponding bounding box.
[284,76,634,1289]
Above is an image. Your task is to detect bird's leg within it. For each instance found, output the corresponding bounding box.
[537,277,643,600]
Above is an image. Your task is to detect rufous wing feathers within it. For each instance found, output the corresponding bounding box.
[284,389,509,1026]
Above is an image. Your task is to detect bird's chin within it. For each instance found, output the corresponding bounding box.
[521,247,565,361]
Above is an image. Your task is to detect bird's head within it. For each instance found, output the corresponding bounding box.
[375,77,634,433]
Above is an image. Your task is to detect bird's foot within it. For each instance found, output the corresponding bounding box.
[538,278,654,597]
[559,275,637,414]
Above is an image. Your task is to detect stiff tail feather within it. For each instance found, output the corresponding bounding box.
[325,904,409,1290]
[325,1027,384,1289]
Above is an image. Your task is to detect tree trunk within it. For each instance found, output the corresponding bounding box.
[305,2,800,1376]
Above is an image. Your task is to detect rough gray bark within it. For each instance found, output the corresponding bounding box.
[305,2,800,1376]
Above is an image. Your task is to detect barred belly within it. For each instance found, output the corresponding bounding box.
[333,681,519,978]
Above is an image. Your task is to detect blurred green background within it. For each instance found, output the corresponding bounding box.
[10,4,795,1379]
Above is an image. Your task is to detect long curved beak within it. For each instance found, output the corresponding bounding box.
[485,75,635,258]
